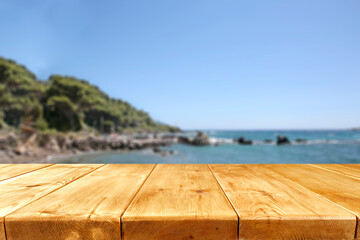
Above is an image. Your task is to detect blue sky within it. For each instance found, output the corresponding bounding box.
[0,0,359,129]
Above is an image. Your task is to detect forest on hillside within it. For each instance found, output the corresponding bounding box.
[0,57,180,134]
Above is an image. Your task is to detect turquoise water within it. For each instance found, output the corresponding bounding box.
[55,130,360,164]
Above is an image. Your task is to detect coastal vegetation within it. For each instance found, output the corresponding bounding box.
[0,57,180,134]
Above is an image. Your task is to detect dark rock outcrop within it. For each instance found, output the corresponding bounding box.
[236,137,253,145]
[276,136,290,145]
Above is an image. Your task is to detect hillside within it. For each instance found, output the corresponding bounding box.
[0,57,180,133]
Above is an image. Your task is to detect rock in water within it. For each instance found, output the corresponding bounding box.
[276,136,291,145]
[177,136,191,144]
[152,147,162,153]
[236,137,253,145]
[192,131,211,146]
[178,132,211,146]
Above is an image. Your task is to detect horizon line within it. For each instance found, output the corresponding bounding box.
[182,128,355,131]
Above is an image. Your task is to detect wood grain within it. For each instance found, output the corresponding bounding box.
[0,164,52,182]
[122,164,238,240]
[0,164,103,240]
[1,164,359,240]
[209,164,356,240]
[0,219,4,240]
[0,164,11,169]
[312,164,360,180]
[269,164,360,239]
[5,164,155,240]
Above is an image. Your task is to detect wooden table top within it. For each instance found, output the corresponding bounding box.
[0,164,359,240]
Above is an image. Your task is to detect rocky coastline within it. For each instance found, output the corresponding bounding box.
[0,130,312,163]
[0,131,176,163]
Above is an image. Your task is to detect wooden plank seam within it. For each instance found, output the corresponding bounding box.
[207,164,240,239]
[2,164,106,240]
[120,164,157,240]
[309,164,360,239]
[310,164,360,181]
[2,164,360,240]
[1,220,5,240]
[121,164,238,240]
[277,164,360,240]
[0,164,54,183]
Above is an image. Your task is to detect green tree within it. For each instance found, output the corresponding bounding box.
[0,57,180,133]
[44,96,82,132]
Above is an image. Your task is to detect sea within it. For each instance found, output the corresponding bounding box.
[54,130,360,164]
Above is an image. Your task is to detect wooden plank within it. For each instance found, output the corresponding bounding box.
[312,164,360,180]
[122,164,238,240]
[5,164,155,240]
[0,164,103,240]
[0,222,4,240]
[341,164,360,171]
[0,164,52,182]
[209,164,356,240]
[0,164,12,169]
[269,164,360,240]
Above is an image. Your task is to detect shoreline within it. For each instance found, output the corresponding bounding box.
[1,130,358,164]
[0,132,177,164]
[0,148,87,164]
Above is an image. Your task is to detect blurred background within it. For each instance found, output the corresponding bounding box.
[0,0,359,164]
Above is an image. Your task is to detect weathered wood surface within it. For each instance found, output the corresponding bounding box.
[269,164,360,240]
[5,164,155,240]
[0,164,360,240]
[0,164,51,182]
[0,164,103,240]
[122,164,238,240]
[210,164,356,239]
